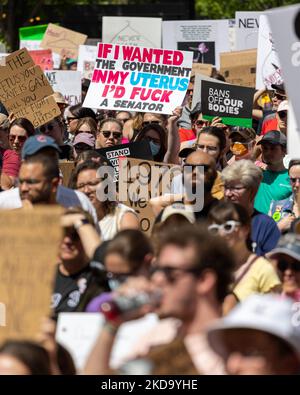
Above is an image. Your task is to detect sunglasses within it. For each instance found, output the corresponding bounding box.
[100,130,122,139]
[142,121,161,128]
[278,111,287,119]
[208,220,241,235]
[183,163,211,172]
[9,134,27,143]
[67,117,78,123]
[196,144,218,153]
[40,124,54,133]
[150,265,201,283]
[290,177,300,183]
[277,260,300,272]
[194,120,207,127]
[274,93,286,100]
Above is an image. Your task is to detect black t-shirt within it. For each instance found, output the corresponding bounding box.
[52,264,97,316]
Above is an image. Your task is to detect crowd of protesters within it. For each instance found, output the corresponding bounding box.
[0,27,300,377]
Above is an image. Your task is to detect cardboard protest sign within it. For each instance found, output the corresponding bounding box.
[201,79,255,127]
[97,140,153,182]
[191,73,226,110]
[45,70,81,105]
[220,49,257,87]
[191,63,213,77]
[29,49,53,71]
[102,17,162,48]
[40,23,87,59]
[119,157,181,233]
[0,206,62,341]
[0,48,60,127]
[59,161,75,187]
[19,24,48,51]
[83,43,193,114]
[256,15,283,89]
[235,11,261,50]
[266,4,300,158]
[77,45,97,79]
[162,20,230,69]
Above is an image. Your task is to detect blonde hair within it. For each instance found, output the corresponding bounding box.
[221,160,263,191]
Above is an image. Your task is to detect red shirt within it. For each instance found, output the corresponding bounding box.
[2,149,21,177]
[178,128,196,143]
[261,117,279,135]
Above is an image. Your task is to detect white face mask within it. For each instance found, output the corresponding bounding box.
[149,140,161,156]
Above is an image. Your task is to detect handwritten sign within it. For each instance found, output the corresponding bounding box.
[77,45,97,79]
[0,206,62,341]
[29,49,53,71]
[40,23,87,59]
[45,70,81,105]
[83,43,192,114]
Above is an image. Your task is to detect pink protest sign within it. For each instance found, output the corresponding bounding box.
[83,43,193,115]
[29,49,53,71]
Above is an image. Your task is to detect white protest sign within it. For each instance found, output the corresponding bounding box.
[235,11,261,50]
[83,43,193,114]
[266,4,300,157]
[162,20,230,69]
[256,14,283,89]
[102,17,162,48]
[192,73,226,110]
[77,45,97,79]
[45,70,81,105]
[56,312,158,371]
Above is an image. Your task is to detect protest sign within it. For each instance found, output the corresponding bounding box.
[83,43,193,114]
[77,45,97,79]
[102,17,162,48]
[19,24,48,51]
[45,70,82,105]
[162,20,230,69]
[201,79,255,127]
[235,11,261,50]
[0,53,7,66]
[266,4,300,157]
[287,104,300,159]
[191,73,226,109]
[0,48,60,127]
[256,15,283,89]
[0,206,62,341]
[191,63,213,77]
[220,49,257,87]
[59,161,75,187]
[29,49,53,71]
[96,140,153,182]
[119,157,181,233]
[40,23,87,59]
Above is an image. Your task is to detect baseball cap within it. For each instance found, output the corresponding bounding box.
[271,83,286,95]
[161,202,195,223]
[73,132,95,147]
[22,135,61,159]
[207,294,300,360]
[179,139,196,158]
[277,100,289,112]
[52,92,68,106]
[268,233,300,261]
[256,130,287,147]
[229,127,256,142]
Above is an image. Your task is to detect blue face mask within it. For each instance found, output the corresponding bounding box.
[149,140,161,156]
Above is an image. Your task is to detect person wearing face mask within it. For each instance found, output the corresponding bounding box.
[228,127,258,164]
[207,201,281,314]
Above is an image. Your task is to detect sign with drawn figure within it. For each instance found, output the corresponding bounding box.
[256,14,283,89]
[266,4,300,158]
[83,43,193,114]
[162,20,230,69]
[102,17,162,48]
[29,49,53,71]
[77,45,97,79]
[235,11,261,50]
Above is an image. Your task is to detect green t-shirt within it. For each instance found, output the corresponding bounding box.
[254,169,292,215]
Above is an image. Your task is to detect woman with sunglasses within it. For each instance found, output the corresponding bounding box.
[73,160,139,240]
[1,117,35,190]
[96,118,123,149]
[269,159,300,233]
[208,201,281,314]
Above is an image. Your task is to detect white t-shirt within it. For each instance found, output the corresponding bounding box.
[0,185,99,227]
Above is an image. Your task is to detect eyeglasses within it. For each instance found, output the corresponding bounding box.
[66,117,78,123]
[9,134,27,143]
[274,93,286,100]
[40,124,54,133]
[277,260,300,273]
[150,265,202,283]
[224,185,246,192]
[99,130,122,139]
[290,177,300,183]
[278,111,287,119]
[142,121,161,128]
[77,179,101,190]
[183,163,211,172]
[194,120,207,127]
[208,220,241,235]
[196,144,218,153]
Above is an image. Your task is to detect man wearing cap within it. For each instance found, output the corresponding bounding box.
[268,233,300,302]
[207,294,300,374]
[0,135,98,226]
[254,131,292,215]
